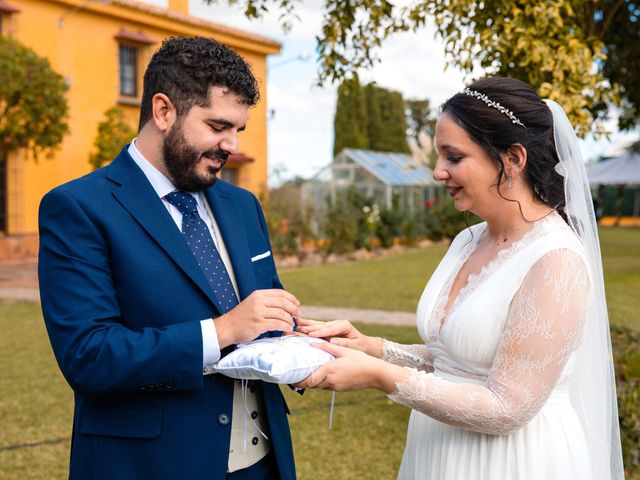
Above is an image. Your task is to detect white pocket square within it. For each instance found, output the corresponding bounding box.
[251,251,271,262]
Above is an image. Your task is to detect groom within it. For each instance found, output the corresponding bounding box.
[38,36,299,479]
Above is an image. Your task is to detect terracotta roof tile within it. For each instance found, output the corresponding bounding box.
[114,26,157,44]
[0,0,20,13]
[111,0,280,49]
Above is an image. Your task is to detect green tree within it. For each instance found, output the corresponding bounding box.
[0,37,69,164]
[89,107,135,170]
[406,98,436,145]
[335,79,409,153]
[602,1,640,130]
[363,83,384,152]
[210,0,639,135]
[367,85,409,153]
[406,98,437,166]
[333,76,368,154]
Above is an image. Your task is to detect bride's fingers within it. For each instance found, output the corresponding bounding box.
[300,324,344,338]
[301,319,356,338]
[312,341,350,357]
[327,337,357,348]
[294,323,323,333]
[295,320,331,333]
[294,364,329,389]
[295,317,325,327]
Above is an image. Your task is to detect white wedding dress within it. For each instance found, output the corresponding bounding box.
[383,213,595,479]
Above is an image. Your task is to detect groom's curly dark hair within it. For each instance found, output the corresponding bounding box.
[138,36,259,131]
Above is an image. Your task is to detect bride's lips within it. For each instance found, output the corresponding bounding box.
[447,186,462,198]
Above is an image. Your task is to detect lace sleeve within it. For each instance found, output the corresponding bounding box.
[388,249,589,435]
[381,340,433,372]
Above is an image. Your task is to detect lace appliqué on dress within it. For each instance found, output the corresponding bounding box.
[388,246,589,436]
[430,216,556,341]
[381,340,433,372]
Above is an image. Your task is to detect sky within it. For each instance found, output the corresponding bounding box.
[160,0,638,186]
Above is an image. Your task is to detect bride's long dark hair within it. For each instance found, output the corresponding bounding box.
[441,77,567,223]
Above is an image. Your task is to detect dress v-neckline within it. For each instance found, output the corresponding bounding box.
[433,219,547,339]
[435,236,481,335]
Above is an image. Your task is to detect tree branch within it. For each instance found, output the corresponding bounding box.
[596,0,628,39]
[586,0,597,37]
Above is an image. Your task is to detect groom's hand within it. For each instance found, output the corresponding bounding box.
[215,289,300,348]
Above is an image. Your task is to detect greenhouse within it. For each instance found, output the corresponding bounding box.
[301,148,439,230]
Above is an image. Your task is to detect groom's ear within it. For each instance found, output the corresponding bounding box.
[152,93,177,133]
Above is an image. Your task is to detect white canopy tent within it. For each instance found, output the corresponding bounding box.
[587,152,640,223]
[587,152,640,186]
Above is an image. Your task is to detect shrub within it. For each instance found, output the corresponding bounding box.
[260,181,315,256]
[400,211,427,246]
[323,188,371,253]
[0,36,69,161]
[611,324,640,476]
[424,197,482,240]
[376,203,404,248]
[325,190,432,250]
[89,107,135,170]
[619,379,640,475]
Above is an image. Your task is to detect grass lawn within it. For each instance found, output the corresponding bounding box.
[598,228,640,330]
[0,227,637,478]
[0,302,72,480]
[281,227,640,330]
[0,302,418,479]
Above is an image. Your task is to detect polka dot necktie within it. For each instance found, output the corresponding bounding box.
[165,190,239,313]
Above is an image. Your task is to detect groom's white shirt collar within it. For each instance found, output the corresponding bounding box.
[128,139,176,199]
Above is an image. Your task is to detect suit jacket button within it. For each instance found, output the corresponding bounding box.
[251,411,258,420]
[251,437,259,446]
[218,413,230,426]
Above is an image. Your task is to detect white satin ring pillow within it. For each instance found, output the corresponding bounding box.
[212,335,335,384]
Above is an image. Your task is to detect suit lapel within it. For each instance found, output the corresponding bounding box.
[107,149,224,312]
[205,184,256,300]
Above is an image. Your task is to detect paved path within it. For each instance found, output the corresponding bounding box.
[0,260,39,302]
[0,260,417,326]
[0,286,40,302]
[301,305,416,326]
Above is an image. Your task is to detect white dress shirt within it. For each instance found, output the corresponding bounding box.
[127,141,270,472]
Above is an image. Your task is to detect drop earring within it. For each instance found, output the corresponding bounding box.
[508,174,513,189]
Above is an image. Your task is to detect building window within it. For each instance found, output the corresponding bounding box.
[0,1,20,36]
[114,28,156,101]
[119,44,138,97]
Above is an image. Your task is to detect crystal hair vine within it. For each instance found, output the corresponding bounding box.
[463,88,526,128]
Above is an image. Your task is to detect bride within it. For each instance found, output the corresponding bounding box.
[295,77,624,479]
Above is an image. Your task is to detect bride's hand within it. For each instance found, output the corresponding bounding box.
[296,318,383,357]
[294,342,408,393]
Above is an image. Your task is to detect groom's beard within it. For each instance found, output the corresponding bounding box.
[163,121,230,192]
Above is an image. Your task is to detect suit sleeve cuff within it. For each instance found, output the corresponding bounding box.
[200,318,221,375]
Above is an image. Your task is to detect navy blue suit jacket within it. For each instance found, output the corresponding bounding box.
[38,147,295,479]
